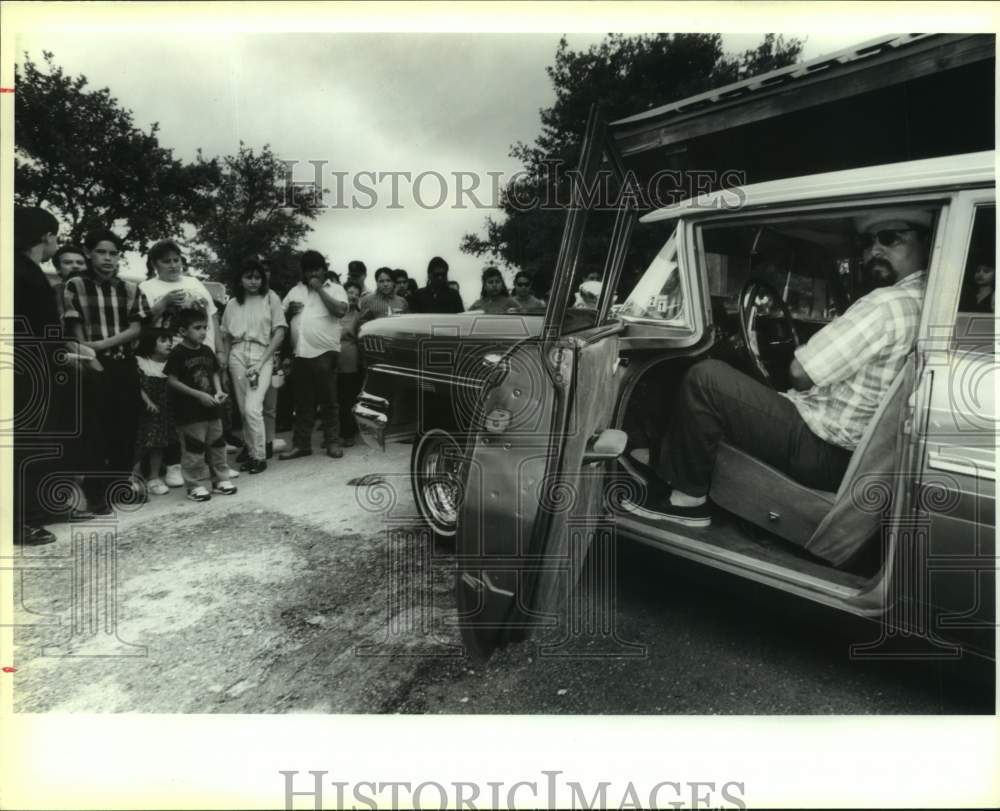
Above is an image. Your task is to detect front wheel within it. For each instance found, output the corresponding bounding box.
[410,428,467,542]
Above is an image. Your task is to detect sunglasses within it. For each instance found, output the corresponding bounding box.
[857,228,923,251]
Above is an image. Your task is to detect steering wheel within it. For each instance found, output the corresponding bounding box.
[737,278,800,387]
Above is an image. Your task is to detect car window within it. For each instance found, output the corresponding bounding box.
[696,205,941,328]
[954,204,995,354]
[557,150,627,335]
[700,218,852,325]
[617,229,688,324]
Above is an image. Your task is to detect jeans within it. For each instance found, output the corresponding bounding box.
[179,419,229,489]
[659,359,852,498]
[228,343,272,461]
[292,351,340,450]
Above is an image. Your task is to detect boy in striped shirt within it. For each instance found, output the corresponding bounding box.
[63,229,143,513]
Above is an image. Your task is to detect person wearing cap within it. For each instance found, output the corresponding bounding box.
[622,207,932,529]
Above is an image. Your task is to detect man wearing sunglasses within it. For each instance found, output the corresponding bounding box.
[622,208,932,529]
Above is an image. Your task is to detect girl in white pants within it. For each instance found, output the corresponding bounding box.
[220,258,287,473]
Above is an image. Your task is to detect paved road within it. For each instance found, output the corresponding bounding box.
[13,436,994,714]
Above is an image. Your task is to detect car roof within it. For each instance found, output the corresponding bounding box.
[640,151,996,224]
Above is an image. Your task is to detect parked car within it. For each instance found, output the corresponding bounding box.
[356,116,995,660]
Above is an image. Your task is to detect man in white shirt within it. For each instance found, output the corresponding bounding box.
[279,250,349,459]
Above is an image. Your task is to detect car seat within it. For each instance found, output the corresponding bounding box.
[708,358,914,567]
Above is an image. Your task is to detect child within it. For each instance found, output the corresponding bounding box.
[133,328,176,497]
[63,228,144,515]
[164,307,237,501]
[221,257,287,473]
[135,240,226,487]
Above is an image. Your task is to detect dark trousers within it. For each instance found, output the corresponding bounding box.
[292,351,340,450]
[13,354,81,526]
[82,356,141,509]
[659,359,852,498]
[338,371,362,439]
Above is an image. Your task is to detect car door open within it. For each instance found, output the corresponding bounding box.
[455,106,636,658]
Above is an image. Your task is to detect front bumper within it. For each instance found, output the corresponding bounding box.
[353,391,390,450]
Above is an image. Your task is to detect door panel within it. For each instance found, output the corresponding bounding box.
[456,105,633,657]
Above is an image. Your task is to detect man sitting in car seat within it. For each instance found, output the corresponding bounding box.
[622,208,932,528]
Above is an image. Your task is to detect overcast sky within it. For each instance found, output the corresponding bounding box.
[15,30,863,293]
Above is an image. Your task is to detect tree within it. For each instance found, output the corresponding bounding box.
[14,51,218,250]
[186,143,323,288]
[461,34,803,292]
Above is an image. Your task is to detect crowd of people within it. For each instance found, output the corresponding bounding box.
[12,205,550,545]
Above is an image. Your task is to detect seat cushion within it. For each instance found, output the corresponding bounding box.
[711,442,836,546]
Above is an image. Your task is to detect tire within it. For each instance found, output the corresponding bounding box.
[410,428,467,542]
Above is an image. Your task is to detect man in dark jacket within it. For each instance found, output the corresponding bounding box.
[12,207,99,544]
[408,256,464,314]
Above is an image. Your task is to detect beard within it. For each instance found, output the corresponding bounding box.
[863,257,899,288]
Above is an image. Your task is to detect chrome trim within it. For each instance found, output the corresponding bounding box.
[353,404,388,451]
[928,450,996,480]
[365,363,483,389]
[617,515,866,602]
[357,391,390,409]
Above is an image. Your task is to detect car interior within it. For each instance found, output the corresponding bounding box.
[612,206,943,585]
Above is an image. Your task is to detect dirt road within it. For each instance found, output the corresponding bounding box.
[13,436,991,714]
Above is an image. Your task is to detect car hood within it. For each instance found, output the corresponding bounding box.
[359,312,544,341]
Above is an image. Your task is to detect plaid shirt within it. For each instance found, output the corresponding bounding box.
[782,271,926,451]
[62,272,142,358]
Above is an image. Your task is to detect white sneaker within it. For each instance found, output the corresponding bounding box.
[148,478,170,496]
[271,438,288,453]
[164,465,184,487]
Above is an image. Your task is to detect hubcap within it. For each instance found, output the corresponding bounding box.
[420,439,465,534]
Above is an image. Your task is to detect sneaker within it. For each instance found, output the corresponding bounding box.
[326,441,344,459]
[15,525,57,546]
[248,459,268,474]
[619,491,711,528]
[148,478,170,496]
[212,481,238,495]
[164,465,184,488]
[271,438,287,453]
[187,486,211,502]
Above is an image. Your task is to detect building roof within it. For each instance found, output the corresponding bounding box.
[610,34,995,156]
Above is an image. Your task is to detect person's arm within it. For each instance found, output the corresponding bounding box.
[220,330,232,369]
[211,371,227,402]
[788,358,815,391]
[258,326,286,369]
[791,294,886,391]
[284,288,303,321]
[315,284,348,317]
[140,384,158,413]
[168,374,217,408]
[86,320,141,352]
[212,312,223,355]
